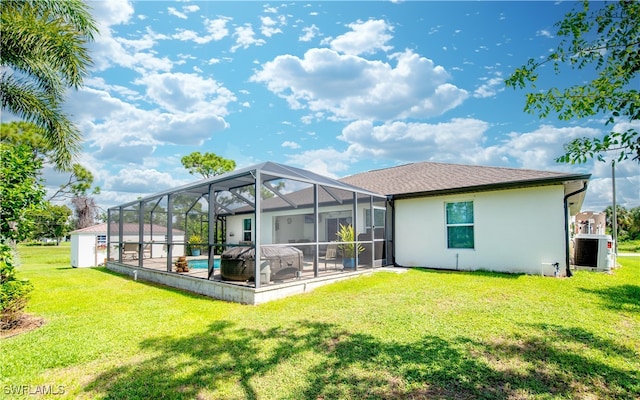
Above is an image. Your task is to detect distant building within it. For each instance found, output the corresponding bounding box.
[575,211,606,235]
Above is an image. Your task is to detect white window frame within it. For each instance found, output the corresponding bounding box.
[243,218,252,242]
[364,207,386,230]
[445,201,474,249]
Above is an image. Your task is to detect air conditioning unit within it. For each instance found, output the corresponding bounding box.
[573,234,613,271]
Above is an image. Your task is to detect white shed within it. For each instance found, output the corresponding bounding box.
[71,223,185,267]
[70,224,109,268]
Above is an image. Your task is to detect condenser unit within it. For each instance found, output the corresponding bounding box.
[573,234,613,271]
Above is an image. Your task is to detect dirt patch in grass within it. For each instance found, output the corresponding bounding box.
[1,313,45,339]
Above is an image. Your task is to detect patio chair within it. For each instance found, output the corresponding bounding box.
[123,243,138,260]
[323,242,338,271]
[142,243,152,258]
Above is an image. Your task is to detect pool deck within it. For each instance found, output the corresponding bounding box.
[106,257,403,304]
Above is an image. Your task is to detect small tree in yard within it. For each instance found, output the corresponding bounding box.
[0,243,33,330]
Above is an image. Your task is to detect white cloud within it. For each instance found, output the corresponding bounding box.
[172,29,201,42]
[172,17,231,44]
[204,17,232,41]
[84,77,142,101]
[324,19,393,56]
[65,83,231,166]
[104,168,184,194]
[167,7,187,19]
[286,148,350,178]
[473,73,504,98]
[90,8,174,74]
[89,0,173,73]
[89,0,134,27]
[299,24,319,42]
[133,72,236,115]
[251,48,468,121]
[339,118,490,163]
[536,29,554,38]
[260,16,283,37]
[167,4,199,19]
[117,27,168,52]
[487,125,602,170]
[282,141,301,149]
[231,25,266,52]
[585,165,640,210]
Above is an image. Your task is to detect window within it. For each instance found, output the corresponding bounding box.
[364,208,386,229]
[446,201,474,249]
[97,235,107,250]
[243,218,252,242]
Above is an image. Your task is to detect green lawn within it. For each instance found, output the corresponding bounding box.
[2,244,639,399]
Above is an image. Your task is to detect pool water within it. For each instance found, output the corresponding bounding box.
[188,258,220,269]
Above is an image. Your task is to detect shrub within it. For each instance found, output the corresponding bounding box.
[0,242,33,330]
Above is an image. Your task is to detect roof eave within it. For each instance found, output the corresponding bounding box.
[391,173,592,200]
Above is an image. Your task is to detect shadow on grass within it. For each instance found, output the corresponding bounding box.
[580,284,640,314]
[84,320,639,399]
[410,267,522,279]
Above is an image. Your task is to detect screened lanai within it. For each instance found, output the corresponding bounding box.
[107,162,390,290]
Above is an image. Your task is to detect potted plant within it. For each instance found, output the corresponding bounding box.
[188,234,202,256]
[336,224,364,269]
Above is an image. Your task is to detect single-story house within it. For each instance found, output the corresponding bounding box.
[104,161,589,303]
[340,161,590,277]
[71,223,185,268]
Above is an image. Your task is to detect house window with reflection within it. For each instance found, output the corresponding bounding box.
[445,201,474,249]
[243,218,252,242]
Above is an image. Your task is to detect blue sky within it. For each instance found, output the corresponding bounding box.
[45,0,639,211]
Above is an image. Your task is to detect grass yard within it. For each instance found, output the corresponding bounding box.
[2,244,639,399]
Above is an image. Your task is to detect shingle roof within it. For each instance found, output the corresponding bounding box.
[340,161,590,197]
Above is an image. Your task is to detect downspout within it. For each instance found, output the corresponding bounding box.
[564,181,588,278]
[388,196,398,267]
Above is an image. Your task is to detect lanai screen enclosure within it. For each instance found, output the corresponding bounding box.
[107,162,389,289]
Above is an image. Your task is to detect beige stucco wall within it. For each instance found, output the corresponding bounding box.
[394,185,567,276]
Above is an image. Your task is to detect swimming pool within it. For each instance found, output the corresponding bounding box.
[188,258,220,269]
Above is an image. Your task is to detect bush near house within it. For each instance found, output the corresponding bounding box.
[2,244,639,399]
[0,243,33,330]
[619,239,640,253]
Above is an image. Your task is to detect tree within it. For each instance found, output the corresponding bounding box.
[505,0,640,164]
[30,203,72,245]
[181,152,236,179]
[1,122,100,201]
[0,143,46,242]
[48,163,100,202]
[71,196,98,230]
[629,207,640,240]
[604,205,640,241]
[0,0,98,169]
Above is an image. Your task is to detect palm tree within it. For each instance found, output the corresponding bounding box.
[0,0,98,169]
